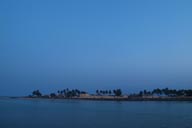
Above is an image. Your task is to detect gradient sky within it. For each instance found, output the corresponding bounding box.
[1,0,192,96]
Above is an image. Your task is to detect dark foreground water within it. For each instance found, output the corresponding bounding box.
[0,98,192,128]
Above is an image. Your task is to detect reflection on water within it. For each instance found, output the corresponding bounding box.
[0,98,192,128]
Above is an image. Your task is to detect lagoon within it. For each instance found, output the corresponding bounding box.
[0,98,192,128]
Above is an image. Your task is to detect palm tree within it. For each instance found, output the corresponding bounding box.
[109,90,112,95]
[50,93,56,98]
[116,89,122,96]
[63,89,66,96]
[143,90,147,95]
[113,90,116,95]
[96,90,99,95]
[139,91,143,96]
[75,89,80,96]
[100,90,103,95]
[32,90,42,97]
[105,90,108,95]
[57,90,60,95]
[163,88,169,95]
[60,90,63,95]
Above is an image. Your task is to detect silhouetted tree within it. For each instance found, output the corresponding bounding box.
[113,90,116,95]
[152,88,162,95]
[109,90,112,95]
[96,90,99,95]
[105,90,108,95]
[113,89,122,96]
[143,90,147,95]
[32,90,42,97]
[57,90,60,95]
[100,90,103,95]
[162,88,169,95]
[139,91,143,96]
[75,89,80,96]
[50,93,56,98]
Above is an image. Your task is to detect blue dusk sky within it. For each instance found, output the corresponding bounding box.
[0,0,192,96]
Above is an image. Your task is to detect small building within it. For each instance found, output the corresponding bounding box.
[79,93,90,98]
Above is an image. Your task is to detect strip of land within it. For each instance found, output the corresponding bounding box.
[15,88,191,101]
[15,96,192,101]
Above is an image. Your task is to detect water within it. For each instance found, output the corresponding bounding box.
[0,98,192,128]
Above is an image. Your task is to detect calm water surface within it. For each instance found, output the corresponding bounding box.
[0,98,192,128]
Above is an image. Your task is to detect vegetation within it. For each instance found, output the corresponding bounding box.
[95,89,122,96]
[113,89,122,96]
[50,93,56,98]
[32,90,42,97]
[96,90,112,96]
[136,88,192,97]
[29,88,192,100]
[30,89,87,98]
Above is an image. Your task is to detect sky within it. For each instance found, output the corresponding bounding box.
[0,0,192,96]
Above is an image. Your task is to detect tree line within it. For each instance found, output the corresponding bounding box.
[31,89,87,98]
[96,89,122,96]
[30,88,192,98]
[30,88,122,98]
[134,88,192,97]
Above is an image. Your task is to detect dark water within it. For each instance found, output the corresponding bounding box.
[0,98,192,128]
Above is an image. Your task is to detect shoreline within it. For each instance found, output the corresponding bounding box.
[6,96,192,101]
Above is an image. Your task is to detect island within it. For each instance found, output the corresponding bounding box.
[25,88,192,101]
